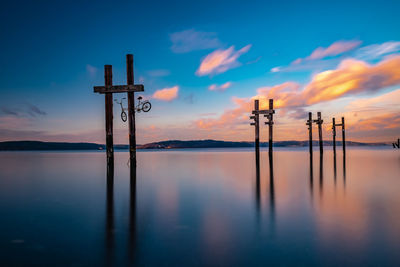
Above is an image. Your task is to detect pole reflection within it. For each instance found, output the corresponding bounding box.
[343,152,346,190]
[309,155,314,200]
[268,155,275,223]
[128,165,137,265]
[333,153,337,188]
[319,154,323,198]
[255,163,261,225]
[105,163,114,266]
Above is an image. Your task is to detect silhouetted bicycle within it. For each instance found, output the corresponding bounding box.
[115,98,127,122]
[136,96,151,113]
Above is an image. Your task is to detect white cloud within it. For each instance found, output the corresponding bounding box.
[170,29,222,53]
[196,45,252,76]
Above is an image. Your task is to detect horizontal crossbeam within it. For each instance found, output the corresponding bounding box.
[94,84,144,94]
[252,109,275,115]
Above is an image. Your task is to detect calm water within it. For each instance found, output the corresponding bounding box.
[1,147,400,266]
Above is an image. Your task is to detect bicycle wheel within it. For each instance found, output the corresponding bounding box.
[121,111,127,122]
[142,102,152,112]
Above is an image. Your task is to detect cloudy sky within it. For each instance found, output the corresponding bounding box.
[0,0,399,144]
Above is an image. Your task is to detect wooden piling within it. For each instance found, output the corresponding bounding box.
[254,100,260,168]
[268,99,274,156]
[332,118,336,157]
[317,112,323,154]
[104,65,114,166]
[126,54,137,168]
[307,112,313,158]
[342,117,346,156]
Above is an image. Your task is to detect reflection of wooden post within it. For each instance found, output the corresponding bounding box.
[306,112,313,158]
[105,65,114,166]
[332,118,336,158]
[126,54,137,168]
[268,99,274,156]
[106,162,114,264]
[342,117,346,156]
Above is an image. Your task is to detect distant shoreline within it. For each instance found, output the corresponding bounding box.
[0,140,390,151]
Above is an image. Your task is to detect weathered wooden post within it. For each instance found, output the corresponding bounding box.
[126,54,137,168]
[306,112,313,159]
[105,65,114,166]
[250,100,260,172]
[265,99,275,157]
[313,112,323,154]
[332,118,336,157]
[341,117,346,155]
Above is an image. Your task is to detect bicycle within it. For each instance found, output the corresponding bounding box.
[136,96,151,113]
[114,98,128,122]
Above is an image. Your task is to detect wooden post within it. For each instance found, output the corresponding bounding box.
[127,54,137,168]
[307,112,313,158]
[268,99,274,156]
[254,100,260,169]
[332,118,336,157]
[342,117,346,156]
[317,112,323,154]
[104,65,114,166]
[250,100,260,172]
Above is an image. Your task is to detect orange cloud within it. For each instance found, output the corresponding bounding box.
[303,55,400,104]
[208,82,232,91]
[355,113,400,131]
[195,56,400,133]
[152,86,179,101]
[196,45,251,76]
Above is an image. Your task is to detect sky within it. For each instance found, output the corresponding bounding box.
[0,0,399,144]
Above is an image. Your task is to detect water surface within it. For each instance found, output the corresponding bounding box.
[0,147,399,266]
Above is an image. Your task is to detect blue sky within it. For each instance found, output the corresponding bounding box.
[0,0,399,143]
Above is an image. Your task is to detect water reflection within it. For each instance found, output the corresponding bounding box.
[268,156,275,222]
[128,166,137,265]
[255,164,261,224]
[343,152,346,189]
[309,154,314,199]
[1,149,399,266]
[319,154,323,198]
[105,163,114,266]
[333,153,337,187]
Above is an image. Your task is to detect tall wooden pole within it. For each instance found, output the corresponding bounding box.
[307,112,313,158]
[268,99,274,156]
[317,112,323,154]
[104,65,114,167]
[332,118,336,157]
[342,117,346,156]
[127,54,137,168]
[254,100,260,170]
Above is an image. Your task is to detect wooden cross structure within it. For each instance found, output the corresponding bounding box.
[332,117,346,157]
[250,99,275,169]
[94,54,144,168]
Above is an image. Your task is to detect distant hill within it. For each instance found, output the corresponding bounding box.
[0,141,105,151]
[137,139,388,149]
[0,140,388,151]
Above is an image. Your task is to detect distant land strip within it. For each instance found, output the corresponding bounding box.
[0,140,389,151]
